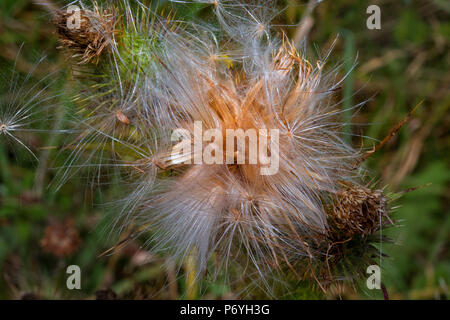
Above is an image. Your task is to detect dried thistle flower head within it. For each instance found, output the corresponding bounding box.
[328,185,388,239]
[136,36,362,281]
[54,5,116,64]
[53,0,398,295]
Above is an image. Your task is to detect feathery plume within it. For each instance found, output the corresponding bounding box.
[0,51,57,161]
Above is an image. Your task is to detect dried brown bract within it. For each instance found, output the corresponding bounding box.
[54,6,116,64]
[328,185,388,239]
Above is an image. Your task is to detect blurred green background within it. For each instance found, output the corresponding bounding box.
[0,0,448,299]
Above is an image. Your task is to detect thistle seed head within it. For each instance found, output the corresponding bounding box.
[52,0,396,294]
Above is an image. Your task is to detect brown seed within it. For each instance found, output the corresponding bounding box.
[115,110,130,125]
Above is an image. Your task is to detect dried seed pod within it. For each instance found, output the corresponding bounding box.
[54,6,116,64]
[328,185,387,239]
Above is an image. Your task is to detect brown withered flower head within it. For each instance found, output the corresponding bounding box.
[54,5,116,64]
[40,219,81,257]
[328,185,388,240]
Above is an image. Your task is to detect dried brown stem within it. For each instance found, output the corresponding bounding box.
[354,99,424,167]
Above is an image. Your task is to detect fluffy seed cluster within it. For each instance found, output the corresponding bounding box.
[141,39,362,276]
[53,0,392,291]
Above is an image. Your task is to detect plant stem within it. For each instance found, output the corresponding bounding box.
[343,30,355,144]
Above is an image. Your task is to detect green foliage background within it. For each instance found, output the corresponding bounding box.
[0,0,448,299]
